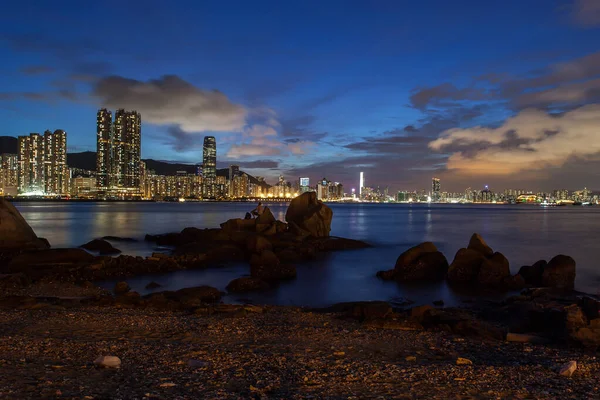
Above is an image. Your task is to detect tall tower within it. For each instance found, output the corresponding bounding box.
[228,164,239,197]
[359,171,364,198]
[96,109,112,189]
[114,109,141,189]
[202,136,216,198]
[43,129,68,195]
[432,177,441,202]
[18,133,44,193]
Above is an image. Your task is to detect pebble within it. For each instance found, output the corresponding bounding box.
[94,356,121,368]
[456,357,473,366]
[559,361,577,377]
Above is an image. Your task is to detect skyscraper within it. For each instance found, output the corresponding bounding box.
[43,129,68,195]
[18,133,44,193]
[202,136,216,198]
[96,109,112,189]
[0,153,18,196]
[359,172,364,198]
[432,177,441,202]
[228,164,239,197]
[299,177,310,193]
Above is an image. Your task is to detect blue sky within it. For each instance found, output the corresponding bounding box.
[1,0,600,191]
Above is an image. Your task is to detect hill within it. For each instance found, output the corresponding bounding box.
[0,136,18,154]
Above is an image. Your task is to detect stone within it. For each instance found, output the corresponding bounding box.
[542,255,576,289]
[226,277,270,293]
[205,244,245,263]
[518,260,547,286]
[559,361,577,377]
[579,296,600,320]
[80,239,121,255]
[250,249,280,268]
[255,207,276,225]
[565,304,587,332]
[319,237,370,251]
[503,274,526,290]
[9,248,94,267]
[477,252,510,286]
[94,356,121,368]
[447,248,486,284]
[396,250,448,281]
[506,333,550,343]
[145,281,162,289]
[396,242,438,266]
[411,305,434,318]
[467,233,493,257]
[571,326,600,347]
[262,224,277,236]
[114,281,130,295]
[0,198,49,250]
[276,249,301,263]
[187,359,210,368]
[376,269,396,280]
[175,285,221,305]
[351,302,393,321]
[246,235,272,253]
[102,236,137,242]
[220,218,256,233]
[285,192,333,238]
[115,291,141,306]
[275,220,288,233]
[456,357,473,366]
[405,356,417,362]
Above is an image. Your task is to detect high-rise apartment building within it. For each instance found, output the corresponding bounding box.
[96,109,142,196]
[299,177,310,193]
[43,129,68,195]
[96,109,112,189]
[432,177,441,202]
[0,153,18,196]
[202,136,216,198]
[228,164,239,197]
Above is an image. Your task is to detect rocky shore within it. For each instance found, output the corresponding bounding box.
[1,195,600,398]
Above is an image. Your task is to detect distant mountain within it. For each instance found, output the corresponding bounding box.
[0,136,18,154]
[66,151,269,187]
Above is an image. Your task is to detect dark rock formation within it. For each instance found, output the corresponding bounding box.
[381,242,449,281]
[0,198,49,250]
[7,248,94,268]
[447,248,486,284]
[285,192,333,238]
[542,255,576,289]
[246,235,272,253]
[145,281,162,289]
[255,207,276,226]
[226,277,270,293]
[518,260,547,286]
[467,233,494,257]
[251,263,297,282]
[174,285,221,305]
[102,236,137,242]
[114,281,130,294]
[81,239,121,255]
[477,252,510,286]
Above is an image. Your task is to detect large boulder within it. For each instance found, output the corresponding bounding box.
[8,248,94,267]
[246,235,272,253]
[80,239,121,255]
[467,233,493,257]
[220,218,256,233]
[226,277,270,293]
[0,198,49,250]
[542,255,576,289]
[392,242,448,281]
[285,192,333,238]
[447,248,486,284]
[518,260,546,287]
[476,252,510,286]
[250,249,280,269]
[255,207,276,225]
[175,285,221,305]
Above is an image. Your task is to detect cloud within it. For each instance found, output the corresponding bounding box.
[227,144,282,158]
[238,160,279,169]
[429,104,600,175]
[92,75,247,132]
[573,0,600,27]
[20,65,54,75]
[287,140,315,155]
[409,83,492,109]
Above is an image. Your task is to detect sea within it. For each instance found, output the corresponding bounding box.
[14,201,600,306]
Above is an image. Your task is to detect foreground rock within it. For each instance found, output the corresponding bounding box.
[0,198,49,250]
[80,239,121,255]
[377,242,448,281]
[285,192,333,238]
[94,356,121,368]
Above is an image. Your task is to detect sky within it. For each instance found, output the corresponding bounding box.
[1,0,600,192]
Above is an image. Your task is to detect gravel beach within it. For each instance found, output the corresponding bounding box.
[0,305,598,399]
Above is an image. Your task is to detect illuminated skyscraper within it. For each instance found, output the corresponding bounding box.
[96,109,112,189]
[299,177,310,193]
[228,164,239,197]
[202,136,216,198]
[18,133,44,193]
[0,153,18,196]
[359,171,364,198]
[43,129,68,195]
[432,177,441,202]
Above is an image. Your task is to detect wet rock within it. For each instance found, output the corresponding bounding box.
[542,255,576,289]
[447,248,486,284]
[81,239,121,255]
[394,242,448,281]
[145,281,162,289]
[8,248,94,267]
[102,236,137,242]
[0,198,49,250]
[220,218,256,233]
[94,356,121,368]
[350,302,393,321]
[477,252,510,286]
[255,207,276,225]
[518,260,546,286]
[285,192,333,238]
[319,237,370,251]
[226,277,270,293]
[559,361,577,377]
[175,285,221,304]
[376,269,396,281]
[114,281,130,295]
[467,233,493,257]
[246,235,272,254]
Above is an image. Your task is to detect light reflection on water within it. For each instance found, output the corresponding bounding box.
[15,201,600,306]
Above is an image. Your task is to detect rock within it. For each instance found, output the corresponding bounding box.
[102,236,137,242]
[542,255,576,289]
[351,302,393,321]
[250,249,280,268]
[246,235,272,253]
[175,285,221,304]
[145,281,162,289]
[226,277,270,293]
[275,221,288,233]
[456,357,473,366]
[262,224,277,236]
[0,198,49,250]
[94,356,121,368]
[255,207,276,225]
[220,218,256,233]
[205,244,245,263]
[405,356,417,362]
[506,333,550,343]
[276,249,301,264]
[477,252,510,286]
[565,304,587,332]
[80,239,121,255]
[559,361,577,377]
[319,237,370,251]
[503,274,526,290]
[285,192,333,238]
[8,248,94,267]
[467,233,493,257]
[411,305,434,318]
[376,269,396,280]
[114,281,130,295]
[394,242,448,281]
[187,359,210,368]
[518,260,547,286]
[115,291,141,306]
[447,248,486,284]
[251,263,296,282]
[579,296,600,320]
[571,325,600,348]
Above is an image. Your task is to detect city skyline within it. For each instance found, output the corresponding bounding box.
[1,1,600,192]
